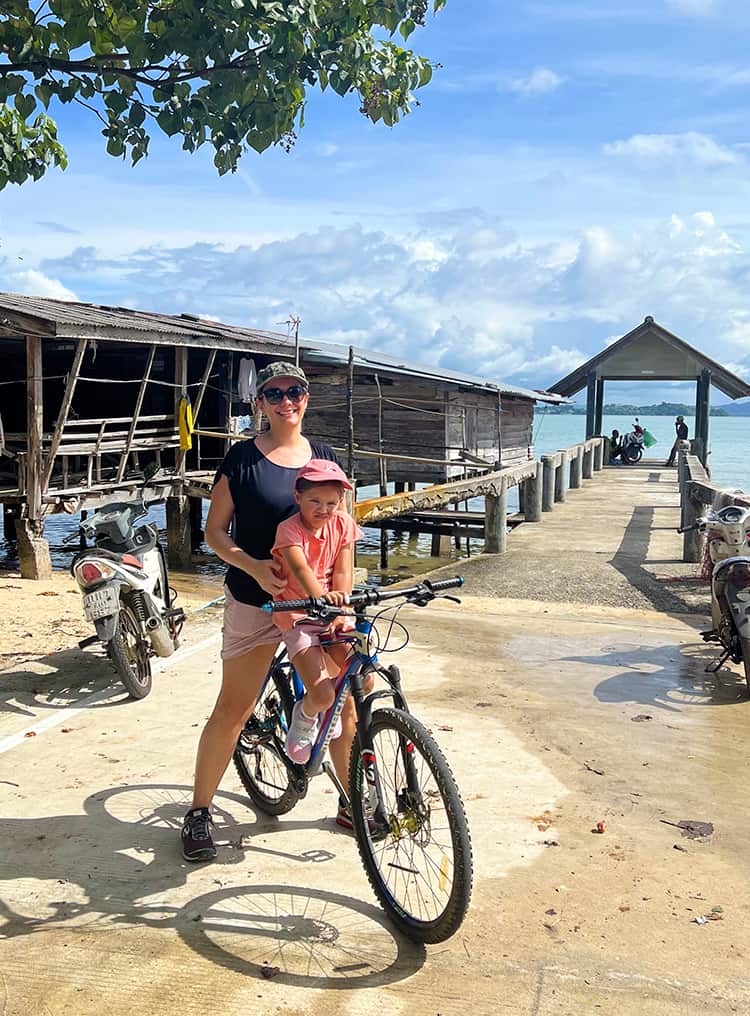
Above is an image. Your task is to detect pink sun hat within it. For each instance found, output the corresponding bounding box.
[295,458,353,490]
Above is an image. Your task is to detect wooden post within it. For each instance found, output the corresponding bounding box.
[698,368,711,469]
[495,395,502,468]
[525,462,543,522]
[166,494,192,569]
[431,532,452,558]
[594,378,605,436]
[21,335,52,579]
[582,444,593,480]
[346,346,355,481]
[484,483,507,553]
[554,453,567,503]
[569,446,583,489]
[593,438,604,471]
[175,348,216,477]
[174,347,189,478]
[585,371,597,439]
[117,344,156,482]
[42,338,87,491]
[542,455,555,511]
[189,496,204,551]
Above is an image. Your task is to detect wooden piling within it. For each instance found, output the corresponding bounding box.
[682,488,705,563]
[554,454,568,503]
[525,461,543,522]
[542,455,555,512]
[593,439,604,471]
[189,496,204,551]
[570,446,584,489]
[166,494,192,569]
[431,532,452,558]
[2,504,17,542]
[582,444,593,480]
[484,483,508,553]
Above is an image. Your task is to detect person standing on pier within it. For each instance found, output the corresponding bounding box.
[180,361,353,862]
[665,415,689,467]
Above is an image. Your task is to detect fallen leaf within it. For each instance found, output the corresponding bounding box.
[545,908,557,916]
[260,965,281,979]
[631,714,653,723]
[437,724,453,732]
[618,905,631,912]
[24,731,36,738]
[36,591,59,597]
[61,728,74,734]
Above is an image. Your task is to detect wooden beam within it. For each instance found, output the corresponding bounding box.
[354,462,536,525]
[41,338,88,492]
[25,335,44,525]
[347,346,355,480]
[174,348,216,476]
[116,344,156,482]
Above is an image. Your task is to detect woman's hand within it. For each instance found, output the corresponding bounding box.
[251,559,286,597]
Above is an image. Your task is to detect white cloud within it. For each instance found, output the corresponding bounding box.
[509,67,565,96]
[28,208,750,392]
[604,131,738,166]
[1,265,77,301]
[315,143,340,158]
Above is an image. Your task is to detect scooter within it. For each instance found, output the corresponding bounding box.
[679,503,750,694]
[68,501,185,699]
[621,423,645,463]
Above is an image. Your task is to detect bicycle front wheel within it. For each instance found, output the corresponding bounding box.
[349,707,473,943]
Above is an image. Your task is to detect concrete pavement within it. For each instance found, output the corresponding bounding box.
[1,466,750,1014]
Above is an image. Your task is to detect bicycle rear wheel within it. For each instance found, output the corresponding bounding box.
[233,667,302,815]
[349,707,473,943]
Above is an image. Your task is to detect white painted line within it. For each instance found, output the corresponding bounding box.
[0,631,220,756]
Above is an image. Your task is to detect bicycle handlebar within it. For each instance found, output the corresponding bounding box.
[264,576,464,614]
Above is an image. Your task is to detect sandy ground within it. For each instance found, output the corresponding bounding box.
[1,466,749,1014]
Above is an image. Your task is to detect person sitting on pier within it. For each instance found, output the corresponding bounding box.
[608,429,624,464]
[271,460,363,792]
[665,415,688,467]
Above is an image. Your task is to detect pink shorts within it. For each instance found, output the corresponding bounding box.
[221,587,352,662]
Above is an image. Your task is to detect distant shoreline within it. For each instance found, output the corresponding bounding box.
[546,403,737,417]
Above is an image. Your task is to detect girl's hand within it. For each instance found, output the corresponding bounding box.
[323,589,349,606]
[251,559,286,597]
[330,615,352,634]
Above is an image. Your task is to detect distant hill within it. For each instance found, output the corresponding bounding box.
[545,401,730,417]
[724,401,750,416]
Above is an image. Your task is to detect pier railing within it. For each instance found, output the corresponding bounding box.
[679,446,750,563]
[354,436,605,555]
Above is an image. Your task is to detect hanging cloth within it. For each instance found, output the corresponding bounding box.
[237,357,257,402]
[178,394,194,451]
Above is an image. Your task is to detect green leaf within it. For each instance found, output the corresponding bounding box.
[128,101,146,127]
[14,92,37,120]
[399,19,416,40]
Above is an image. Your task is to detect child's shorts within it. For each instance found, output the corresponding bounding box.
[282,621,354,661]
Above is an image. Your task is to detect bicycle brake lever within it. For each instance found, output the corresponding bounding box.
[442,595,462,604]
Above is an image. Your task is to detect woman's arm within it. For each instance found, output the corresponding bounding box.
[205,475,285,596]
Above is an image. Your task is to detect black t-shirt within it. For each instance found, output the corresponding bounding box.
[214,438,341,606]
[676,422,688,440]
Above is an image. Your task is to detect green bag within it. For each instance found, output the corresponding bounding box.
[643,429,657,448]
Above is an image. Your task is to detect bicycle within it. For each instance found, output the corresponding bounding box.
[231,576,473,944]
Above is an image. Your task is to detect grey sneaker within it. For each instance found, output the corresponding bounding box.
[285,700,319,764]
[181,807,217,862]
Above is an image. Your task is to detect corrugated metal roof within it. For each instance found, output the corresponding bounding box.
[0,291,563,403]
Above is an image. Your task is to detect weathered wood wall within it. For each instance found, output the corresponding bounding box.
[499,396,534,468]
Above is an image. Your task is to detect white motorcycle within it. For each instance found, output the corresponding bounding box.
[680,504,750,694]
[69,502,185,699]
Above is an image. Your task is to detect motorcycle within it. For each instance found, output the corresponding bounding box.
[679,503,750,694]
[68,501,185,699]
[621,423,645,463]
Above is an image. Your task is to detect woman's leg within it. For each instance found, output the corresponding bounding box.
[192,642,279,809]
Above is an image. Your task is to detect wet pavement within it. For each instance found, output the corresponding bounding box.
[1,466,750,1014]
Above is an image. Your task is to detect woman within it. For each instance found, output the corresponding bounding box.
[181,361,351,861]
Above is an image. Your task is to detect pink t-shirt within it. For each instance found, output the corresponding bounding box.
[271,510,363,630]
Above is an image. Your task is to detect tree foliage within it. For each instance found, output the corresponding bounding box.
[0,0,446,189]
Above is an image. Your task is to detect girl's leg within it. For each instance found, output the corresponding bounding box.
[291,645,335,714]
[192,642,279,809]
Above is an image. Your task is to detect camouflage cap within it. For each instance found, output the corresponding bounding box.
[256,361,308,393]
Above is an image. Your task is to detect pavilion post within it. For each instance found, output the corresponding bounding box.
[585,372,597,439]
[594,378,604,435]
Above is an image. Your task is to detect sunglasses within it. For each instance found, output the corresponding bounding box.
[258,384,308,405]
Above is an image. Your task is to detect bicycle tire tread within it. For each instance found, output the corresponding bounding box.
[349,707,473,943]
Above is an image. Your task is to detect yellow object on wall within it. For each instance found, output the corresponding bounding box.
[178,395,194,451]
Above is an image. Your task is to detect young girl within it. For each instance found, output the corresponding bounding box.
[271,459,363,777]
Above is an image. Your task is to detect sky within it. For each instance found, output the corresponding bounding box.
[3,0,750,405]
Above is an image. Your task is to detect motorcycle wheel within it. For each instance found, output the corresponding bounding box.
[107,602,152,699]
[624,445,643,463]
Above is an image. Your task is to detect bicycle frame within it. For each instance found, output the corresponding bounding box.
[259,612,412,821]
